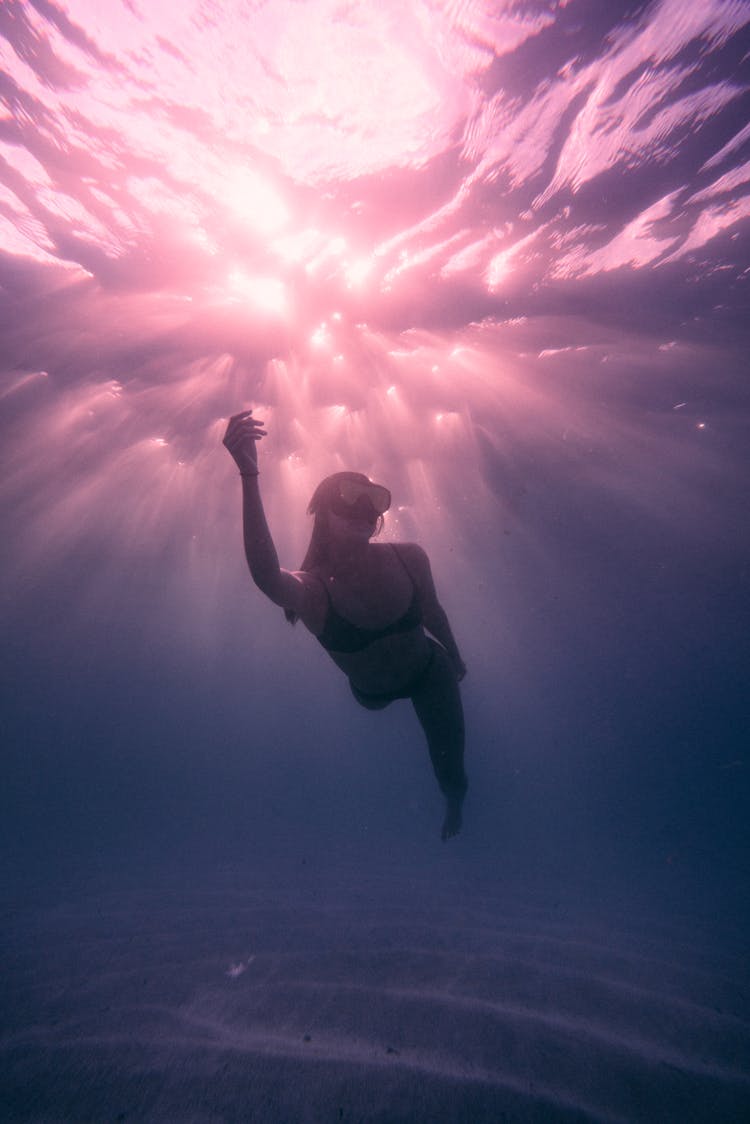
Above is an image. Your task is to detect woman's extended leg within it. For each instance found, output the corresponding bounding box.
[411,642,468,841]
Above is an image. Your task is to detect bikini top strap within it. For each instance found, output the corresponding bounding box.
[390,542,416,588]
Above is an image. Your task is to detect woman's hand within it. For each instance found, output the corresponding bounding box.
[223,409,267,476]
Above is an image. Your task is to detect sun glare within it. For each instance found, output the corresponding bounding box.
[220,168,290,235]
[224,270,288,316]
[344,258,376,288]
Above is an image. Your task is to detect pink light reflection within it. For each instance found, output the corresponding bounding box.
[0,0,747,647]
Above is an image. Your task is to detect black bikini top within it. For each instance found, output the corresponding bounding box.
[316,545,422,654]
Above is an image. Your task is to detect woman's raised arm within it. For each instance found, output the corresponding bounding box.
[222,410,315,615]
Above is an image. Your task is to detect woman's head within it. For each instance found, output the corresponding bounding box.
[307,472,391,524]
[284,472,390,622]
[305,471,390,553]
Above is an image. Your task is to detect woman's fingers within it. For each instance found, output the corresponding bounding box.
[228,423,266,440]
[223,409,267,475]
[223,411,267,444]
[228,409,265,427]
[222,411,266,472]
[227,413,265,431]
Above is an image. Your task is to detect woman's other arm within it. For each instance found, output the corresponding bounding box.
[401,543,467,681]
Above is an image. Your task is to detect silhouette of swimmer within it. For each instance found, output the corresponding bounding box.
[223,409,468,840]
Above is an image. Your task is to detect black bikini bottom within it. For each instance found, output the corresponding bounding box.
[349,640,438,711]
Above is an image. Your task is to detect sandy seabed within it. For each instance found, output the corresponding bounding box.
[2,856,748,1124]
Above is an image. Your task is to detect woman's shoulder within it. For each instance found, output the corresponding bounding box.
[389,541,432,581]
[391,541,429,564]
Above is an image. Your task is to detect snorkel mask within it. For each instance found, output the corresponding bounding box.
[329,479,391,522]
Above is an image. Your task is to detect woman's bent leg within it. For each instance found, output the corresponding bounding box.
[411,642,468,840]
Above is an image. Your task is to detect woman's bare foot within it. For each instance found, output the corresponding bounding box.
[441,796,463,841]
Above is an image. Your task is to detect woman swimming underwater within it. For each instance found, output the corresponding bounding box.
[222,409,468,840]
